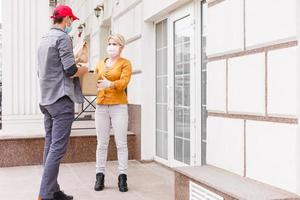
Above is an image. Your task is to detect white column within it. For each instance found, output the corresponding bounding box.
[139,21,156,160]
[296,0,300,195]
[2,0,51,133]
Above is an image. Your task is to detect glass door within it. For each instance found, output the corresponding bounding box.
[174,16,191,165]
[155,2,197,167]
[171,8,195,166]
[155,19,169,161]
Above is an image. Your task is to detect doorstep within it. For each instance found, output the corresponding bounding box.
[174,165,300,200]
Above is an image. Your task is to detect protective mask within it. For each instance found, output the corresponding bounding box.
[64,26,72,34]
[64,17,73,34]
[107,45,120,58]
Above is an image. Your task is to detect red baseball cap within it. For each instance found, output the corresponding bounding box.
[51,5,79,20]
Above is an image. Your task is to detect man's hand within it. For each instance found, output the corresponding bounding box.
[70,66,88,78]
[77,62,89,68]
[97,76,114,90]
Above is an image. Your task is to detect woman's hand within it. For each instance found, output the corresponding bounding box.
[97,76,114,90]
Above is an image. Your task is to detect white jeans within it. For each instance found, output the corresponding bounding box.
[95,104,128,175]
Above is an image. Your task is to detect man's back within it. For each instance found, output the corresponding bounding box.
[37,27,83,106]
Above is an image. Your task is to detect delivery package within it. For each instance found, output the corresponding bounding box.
[74,41,98,96]
[80,71,98,96]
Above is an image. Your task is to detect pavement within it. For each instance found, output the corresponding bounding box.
[0,160,175,200]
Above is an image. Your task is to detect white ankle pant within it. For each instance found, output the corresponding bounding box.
[95,104,128,175]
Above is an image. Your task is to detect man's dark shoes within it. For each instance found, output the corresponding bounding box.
[94,173,105,191]
[38,198,53,200]
[53,191,73,200]
[118,174,128,192]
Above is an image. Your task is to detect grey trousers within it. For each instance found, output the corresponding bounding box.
[38,96,74,199]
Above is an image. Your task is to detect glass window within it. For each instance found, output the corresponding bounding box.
[156,19,168,160]
[174,15,192,165]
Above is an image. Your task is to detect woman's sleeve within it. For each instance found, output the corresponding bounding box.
[113,60,132,91]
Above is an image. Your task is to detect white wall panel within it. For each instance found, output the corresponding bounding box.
[268,47,297,116]
[143,0,191,21]
[245,0,296,47]
[113,2,142,39]
[206,0,244,55]
[123,39,141,71]
[113,0,138,15]
[228,54,265,114]
[127,73,142,104]
[207,117,244,176]
[207,60,227,111]
[246,121,298,194]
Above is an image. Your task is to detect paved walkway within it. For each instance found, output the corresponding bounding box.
[0,160,174,200]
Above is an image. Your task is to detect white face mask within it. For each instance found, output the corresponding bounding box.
[106,45,120,58]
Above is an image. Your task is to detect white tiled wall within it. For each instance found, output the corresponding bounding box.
[228,53,265,114]
[123,38,142,71]
[207,117,244,176]
[113,2,142,105]
[205,0,299,195]
[207,60,227,112]
[113,3,142,39]
[127,73,142,104]
[143,0,191,21]
[246,121,298,194]
[245,0,296,47]
[123,38,142,104]
[206,0,244,55]
[268,47,297,116]
[113,0,138,15]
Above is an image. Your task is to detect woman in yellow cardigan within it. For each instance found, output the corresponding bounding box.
[94,34,132,192]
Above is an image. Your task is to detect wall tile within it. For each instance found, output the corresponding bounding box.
[207,60,227,111]
[245,0,296,47]
[246,120,297,193]
[206,0,244,55]
[207,117,244,176]
[228,53,265,114]
[268,47,297,116]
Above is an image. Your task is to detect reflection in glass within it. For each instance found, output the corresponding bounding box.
[174,15,191,165]
[156,19,168,160]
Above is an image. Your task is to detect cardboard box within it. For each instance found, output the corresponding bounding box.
[80,72,98,96]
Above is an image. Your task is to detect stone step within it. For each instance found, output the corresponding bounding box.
[0,130,137,167]
[175,165,300,200]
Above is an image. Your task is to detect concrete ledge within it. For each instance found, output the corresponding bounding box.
[0,132,136,167]
[0,129,135,140]
[175,165,300,200]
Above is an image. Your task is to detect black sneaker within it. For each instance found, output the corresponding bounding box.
[118,174,128,192]
[53,191,73,200]
[94,173,105,191]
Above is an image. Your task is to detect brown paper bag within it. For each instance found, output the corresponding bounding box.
[74,42,89,64]
[80,72,98,96]
[73,41,97,96]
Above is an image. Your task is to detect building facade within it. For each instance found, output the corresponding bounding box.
[2,0,50,132]
[2,0,300,196]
